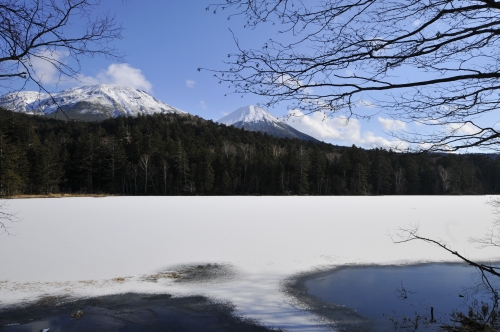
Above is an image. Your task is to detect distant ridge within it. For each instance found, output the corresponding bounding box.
[0,84,187,121]
[218,105,319,142]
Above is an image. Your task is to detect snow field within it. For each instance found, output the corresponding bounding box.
[0,196,498,331]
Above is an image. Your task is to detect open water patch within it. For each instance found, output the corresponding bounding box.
[285,263,499,331]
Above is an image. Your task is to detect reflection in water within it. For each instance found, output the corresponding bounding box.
[305,264,498,330]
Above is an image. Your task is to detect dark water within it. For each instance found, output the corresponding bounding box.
[0,293,276,332]
[305,264,498,329]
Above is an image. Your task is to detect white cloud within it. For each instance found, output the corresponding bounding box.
[199,100,207,109]
[363,131,409,150]
[31,50,153,92]
[74,73,100,86]
[74,64,153,92]
[276,74,313,95]
[363,131,391,147]
[378,117,407,131]
[286,109,361,142]
[287,109,408,149]
[30,49,70,85]
[96,63,152,92]
[186,79,195,88]
[446,122,478,135]
[358,99,375,108]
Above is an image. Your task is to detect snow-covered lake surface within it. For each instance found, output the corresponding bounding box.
[1,196,499,331]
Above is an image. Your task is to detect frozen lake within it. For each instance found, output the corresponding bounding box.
[1,196,499,331]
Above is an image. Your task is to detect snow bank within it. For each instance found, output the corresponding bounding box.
[0,196,498,331]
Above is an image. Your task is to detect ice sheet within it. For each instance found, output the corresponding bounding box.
[0,196,498,331]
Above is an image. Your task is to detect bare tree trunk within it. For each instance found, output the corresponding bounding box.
[139,154,150,195]
[394,168,406,195]
[162,160,169,195]
[438,166,451,193]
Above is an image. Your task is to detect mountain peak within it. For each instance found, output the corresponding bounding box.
[0,84,187,121]
[218,105,279,125]
[218,105,319,142]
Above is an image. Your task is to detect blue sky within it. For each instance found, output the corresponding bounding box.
[16,1,491,151]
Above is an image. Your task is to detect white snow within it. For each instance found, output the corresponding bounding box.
[0,91,49,115]
[0,84,186,117]
[218,105,281,125]
[0,196,499,331]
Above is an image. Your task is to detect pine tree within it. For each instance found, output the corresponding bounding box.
[175,140,190,193]
[338,152,351,193]
[310,147,327,195]
[198,149,215,194]
[405,158,420,195]
[0,131,24,195]
[371,151,393,195]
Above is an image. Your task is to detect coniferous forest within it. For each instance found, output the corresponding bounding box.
[1,108,499,196]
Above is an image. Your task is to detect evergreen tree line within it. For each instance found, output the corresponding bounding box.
[0,108,499,196]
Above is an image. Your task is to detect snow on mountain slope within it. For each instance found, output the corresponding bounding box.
[0,91,49,116]
[218,105,320,142]
[0,85,187,121]
[219,105,280,125]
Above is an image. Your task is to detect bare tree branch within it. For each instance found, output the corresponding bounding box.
[392,224,500,278]
[0,0,123,118]
[0,199,18,235]
[207,0,500,151]
[392,221,500,328]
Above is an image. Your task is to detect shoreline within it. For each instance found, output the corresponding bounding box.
[282,261,498,332]
[1,194,491,199]
[1,262,495,331]
[1,194,113,199]
[0,293,281,332]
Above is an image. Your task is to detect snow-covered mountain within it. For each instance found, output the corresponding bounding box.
[218,105,319,142]
[0,84,187,121]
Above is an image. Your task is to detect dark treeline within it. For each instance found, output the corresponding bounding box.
[0,108,499,196]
